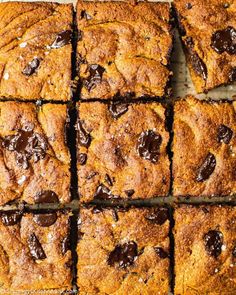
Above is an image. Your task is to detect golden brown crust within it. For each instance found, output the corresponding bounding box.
[173,96,236,197]
[0,102,70,205]
[174,205,236,295]
[0,2,72,101]
[77,102,170,202]
[0,211,72,291]
[174,0,236,93]
[77,207,170,294]
[76,1,173,100]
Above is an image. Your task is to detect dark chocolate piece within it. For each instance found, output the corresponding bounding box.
[94,184,113,200]
[51,30,71,49]
[125,189,135,198]
[107,241,138,269]
[28,233,46,260]
[84,64,105,91]
[145,208,168,225]
[22,57,40,76]
[137,130,162,164]
[1,211,22,226]
[155,247,169,259]
[196,153,216,182]
[217,124,233,144]
[34,190,59,204]
[33,213,57,227]
[109,102,129,119]
[204,230,223,258]
[78,153,87,165]
[105,174,113,186]
[229,68,236,81]
[77,120,91,148]
[81,10,92,20]
[62,236,70,255]
[211,27,236,55]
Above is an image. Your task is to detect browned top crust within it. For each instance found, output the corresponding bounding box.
[174,0,236,93]
[0,101,70,205]
[76,1,173,100]
[0,211,72,291]
[173,96,236,197]
[77,102,170,202]
[77,207,170,294]
[175,205,236,295]
[0,2,72,101]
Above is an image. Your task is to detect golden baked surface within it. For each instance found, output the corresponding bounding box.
[77,207,170,294]
[76,1,172,100]
[0,102,70,205]
[175,205,236,294]
[77,102,170,202]
[174,0,236,93]
[0,211,72,291]
[173,96,236,197]
[0,2,72,101]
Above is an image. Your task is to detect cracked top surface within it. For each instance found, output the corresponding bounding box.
[0,2,72,101]
[0,101,70,205]
[175,205,236,295]
[173,96,236,197]
[174,0,236,93]
[77,102,170,202]
[77,207,170,295]
[76,1,172,100]
[0,211,72,291]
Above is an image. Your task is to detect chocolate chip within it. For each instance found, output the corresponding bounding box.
[28,233,46,260]
[223,3,230,8]
[202,207,210,214]
[186,3,192,9]
[62,236,70,255]
[145,208,168,225]
[77,120,91,148]
[189,51,207,80]
[125,189,135,198]
[34,191,59,204]
[78,153,87,165]
[107,241,138,268]
[155,247,169,259]
[232,246,236,257]
[211,27,236,54]
[83,64,105,91]
[1,211,22,226]
[204,230,223,258]
[109,102,129,119]
[22,58,40,76]
[217,124,233,144]
[137,130,162,164]
[94,184,113,200]
[3,127,47,169]
[229,68,236,81]
[196,153,216,182]
[111,209,119,222]
[81,10,92,20]
[51,30,71,49]
[33,213,57,227]
[105,174,113,186]
[86,171,97,180]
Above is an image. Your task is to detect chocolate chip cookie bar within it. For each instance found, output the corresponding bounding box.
[0,210,72,291]
[174,0,236,93]
[0,101,70,205]
[174,205,236,294]
[173,96,236,197]
[77,1,173,100]
[77,102,170,202]
[77,207,170,294]
[0,2,72,101]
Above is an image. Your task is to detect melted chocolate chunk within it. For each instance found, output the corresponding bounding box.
[125,189,135,198]
[62,236,70,255]
[78,153,87,165]
[229,68,236,81]
[217,124,233,144]
[34,190,59,204]
[189,51,207,80]
[1,211,22,226]
[204,230,223,258]
[109,102,129,119]
[105,174,113,186]
[111,209,119,222]
[186,3,192,9]
[155,247,169,259]
[3,127,47,169]
[145,208,168,225]
[33,213,57,227]
[137,130,162,164]
[232,246,236,257]
[77,120,91,148]
[211,27,236,54]
[22,58,40,76]
[81,10,92,20]
[51,30,71,49]
[94,184,113,200]
[196,153,216,182]
[108,241,138,268]
[84,64,105,91]
[86,171,98,180]
[28,233,46,260]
